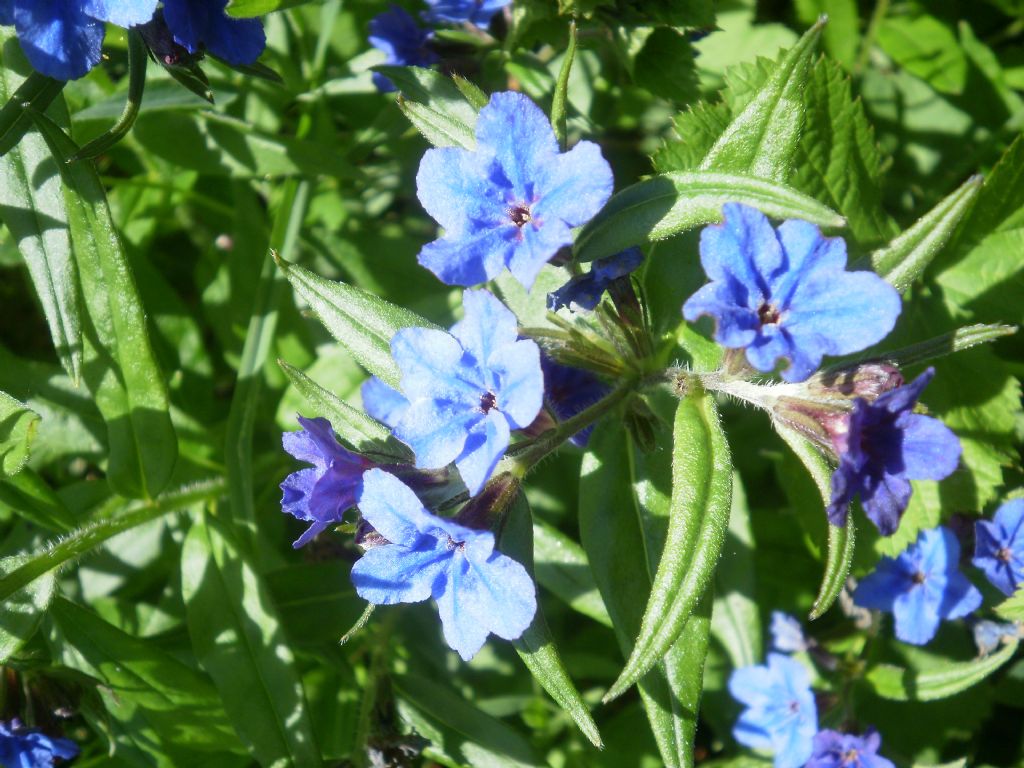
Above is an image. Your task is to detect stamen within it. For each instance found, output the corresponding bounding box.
[757,301,781,325]
[480,391,497,413]
[508,204,532,227]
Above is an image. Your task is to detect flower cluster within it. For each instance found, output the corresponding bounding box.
[0,719,77,768]
[0,0,265,80]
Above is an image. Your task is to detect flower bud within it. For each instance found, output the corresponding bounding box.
[804,362,905,401]
[455,472,522,534]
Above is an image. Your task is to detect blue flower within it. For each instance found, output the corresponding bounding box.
[827,368,961,536]
[547,247,644,312]
[854,527,982,645]
[683,203,901,383]
[385,289,543,495]
[0,0,158,80]
[769,611,808,654]
[369,5,438,92]
[972,498,1024,596]
[972,619,1020,656]
[0,719,78,768]
[416,91,614,288]
[281,416,369,548]
[361,375,409,429]
[806,729,895,768]
[423,0,511,26]
[163,0,266,66]
[539,356,609,448]
[728,653,818,768]
[350,468,536,660]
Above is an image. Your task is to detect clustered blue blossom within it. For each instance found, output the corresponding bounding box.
[350,468,535,660]
[280,416,370,548]
[806,729,894,768]
[0,719,78,768]
[826,368,961,536]
[368,5,438,92]
[972,498,1024,596]
[854,526,982,645]
[416,91,614,287]
[684,203,901,383]
[365,289,543,495]
[0,0,265,80]
[547,247,644,312]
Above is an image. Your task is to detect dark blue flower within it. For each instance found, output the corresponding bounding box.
[0,719,78,768]
[547,247,644,312]
[806,729,895,768]
[0,0,157,80]
[728,653,818,768]
[539,356,609,448]
[683,203,901,383]
[350,468,536,660]
[416,91,614,288]
[854,527,982,645]
[369,5,438,93]
[769,611,808,654]
[972,498,1024,596]
[827,368,961,536]
[385,290,543,495]
[281,416,370,548]
[163,0,266,66]
[423,0,510,26]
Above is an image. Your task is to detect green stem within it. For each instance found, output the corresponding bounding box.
[550,20,578,151]
[0,478,226,603]
[0,72,65,157]
[71,30,148,161]
[508,381,636,471]
[854,0,890,76]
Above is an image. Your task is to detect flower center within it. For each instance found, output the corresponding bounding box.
[757,301,781,325]
[787,700,799,713]
[446,536,466,552]
[841,748,860,765]
[912,570,927,585]
[480,391,498,413]
[508,204,532,227]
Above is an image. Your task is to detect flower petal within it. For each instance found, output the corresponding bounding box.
[82,0,157,26]
[351,540,450,605]
[418,227,516,286]
[891,582,943,645]
[356,468,446,546]
[360,376,410,429]
[454,411,511,495]
[13,0,104,80]
[700,203,781,304]
[898,413,961,481]
[450,289,518,366]
[533,139,614,227]
[506,216,574,290]
[394,399,481,470]
[280,468,318,522]
[682,281,760,349]
[391,327,481,402]
[853,560,904,612]
[474,91,558,199]
[861,471,912,536]
[416,146,503,236]
[489,340,543,429]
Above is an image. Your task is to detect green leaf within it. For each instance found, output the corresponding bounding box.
[0,554,55,663]
[574,171,844,263]
[995,586,1024,622]
[226,0,315,17]
[775,426,854,620]
[48,598,243,757]
[181,514,322,768]
[376,66,481,150]
[871,175,982,293]
[0,468,77,532]
[865,640,1019,701]
[876,14,967,96]
[531,518,612,627]
[605,392,732,702]
[697,18,823,181]
[794,0,860,67]
[500,491,603,748]
[277,360,399,456]
[631,27,699,106]
[0,51,81,381]
[0,390,38,477]
[881,323,1018,368]
[278,256,438,389]
[0,479,224,604]
[32,110,177,500]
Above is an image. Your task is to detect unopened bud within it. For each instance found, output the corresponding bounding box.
[805,362,904,401]
[455,472,522,533]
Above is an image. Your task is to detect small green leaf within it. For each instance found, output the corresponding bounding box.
[278,257,438,389]
[182,513,322,768]
[0,554,55,663]
[995,586,1024,622]
[0,469,77,532]
[865,640,1019,701]
[0,390,39,478]
[698,18,824,181]
[876,14,967,96]
[871,175,982,293]
[226,0,317,18]
[32,110,177,500]
[574,171,845,263]
[376,66,481,150]
[775,425,854,620]
[501,491,603,748]
[550,21,577,150]
[605,392,732,702]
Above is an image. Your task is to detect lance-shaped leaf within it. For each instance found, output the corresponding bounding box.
[870,175,982,293]
[881,323,1017,368]
[500,490,603,748]
[227,0,313,17]
[32,111,177,500]
[865,640,1019,701]
[0,390,39,478]
[574,172,844,263]
[775,424,855,620]
[0,469,77,533]
[277,256,438,389]
[182,513,322,767]
[603,392,732,702]
[376,66,481,150]
[532,519,611,627]
[698,17,824,181]
[0,554,55,663]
